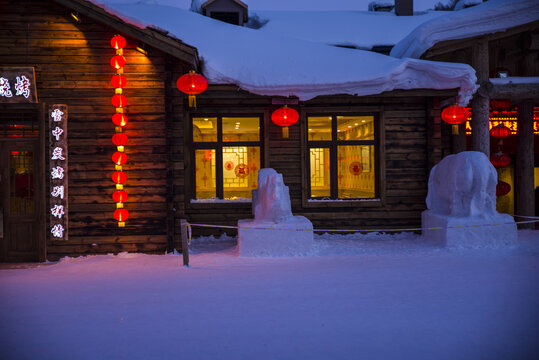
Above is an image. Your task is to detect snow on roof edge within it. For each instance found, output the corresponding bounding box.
[391,0,539,59]
[89,1,477,105]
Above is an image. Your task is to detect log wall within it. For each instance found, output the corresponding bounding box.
[183,87,451,234]
[0,0,189,259]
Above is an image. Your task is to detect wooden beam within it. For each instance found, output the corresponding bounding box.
[479,81,539,101]
[515,101,535,229]
[52,0,199,67]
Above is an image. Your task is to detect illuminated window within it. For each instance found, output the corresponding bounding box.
[307,115,376,199]
[192,116,261,200]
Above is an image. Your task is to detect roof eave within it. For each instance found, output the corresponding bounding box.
[52,0,200,68]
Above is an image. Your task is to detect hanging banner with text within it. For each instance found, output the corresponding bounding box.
[49,105,68,241]
[0,67,38,103]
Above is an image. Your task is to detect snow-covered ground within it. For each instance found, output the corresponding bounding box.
[1,230,538,359]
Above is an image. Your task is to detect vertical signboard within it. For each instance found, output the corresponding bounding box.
[49,105,68,241]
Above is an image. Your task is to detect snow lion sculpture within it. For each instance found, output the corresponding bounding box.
[422,151,516,247]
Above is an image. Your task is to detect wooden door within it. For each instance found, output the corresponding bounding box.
[0,141,42,261]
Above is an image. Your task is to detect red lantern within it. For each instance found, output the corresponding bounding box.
[111,75,126,88]
[441,104,468,125]
[271,105,299,138]
[112,113,128,127]
[176,70,208,108]
[114,208,129,221]
[490,99,511,112]
[496,181,511,196]
[490,124,511,139]
[112,190,128,203]
[112,171,127,184]
[110,55,126,70]
[490,152,511,168]
[112,94,127,108]
[112,151,127,165]
[111,35,126,50]
[112,133,128,146]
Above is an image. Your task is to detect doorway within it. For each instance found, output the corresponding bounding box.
[0,106,45,262]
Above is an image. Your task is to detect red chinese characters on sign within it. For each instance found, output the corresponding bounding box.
[49,105,68,241]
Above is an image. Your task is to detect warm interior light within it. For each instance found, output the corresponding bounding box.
[70,12,80,22]
[136,46,148,55]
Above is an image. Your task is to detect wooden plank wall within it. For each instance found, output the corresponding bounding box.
[184,87,438,234]
[0,0,189,259]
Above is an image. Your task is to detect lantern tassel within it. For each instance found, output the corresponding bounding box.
[282,126,289,139]
[188,95,196,108]
[452,124,459,135]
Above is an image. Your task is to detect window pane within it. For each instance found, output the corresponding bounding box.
[310,147,331,198]
[338,145,375,198]
[193,117,217,142]
[336,116,374,141]
[223,146,260,200]
[195,149,216,198]
[10,151,35,215]
[308,116,332,141]
[223,117,260,142]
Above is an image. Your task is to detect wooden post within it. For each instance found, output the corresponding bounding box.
[180,219,189,266]
[516,101,535,228]
[471,39,490,156]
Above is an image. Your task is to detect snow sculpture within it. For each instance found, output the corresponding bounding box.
[238,168,313,256]
[252,168,293,223]
[422,151,517,247]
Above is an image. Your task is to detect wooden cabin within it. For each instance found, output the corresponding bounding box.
[1,0,463,262]
[419,19,539,222]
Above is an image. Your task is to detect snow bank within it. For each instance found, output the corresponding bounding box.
[490,76,539,85]
[2,231,539,360]
[391,0,539,59]
[95,1,477,104]
[422,151,517,247]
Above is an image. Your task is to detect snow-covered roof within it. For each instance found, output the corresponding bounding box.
[254,10,448,50]
[92,1,477,104]
[390,0,539,59]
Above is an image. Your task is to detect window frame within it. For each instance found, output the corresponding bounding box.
[188,113,264,203]
[302,110,385,208]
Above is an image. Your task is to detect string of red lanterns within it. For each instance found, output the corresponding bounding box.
[110,35,129,227]
[271,105,299,139]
